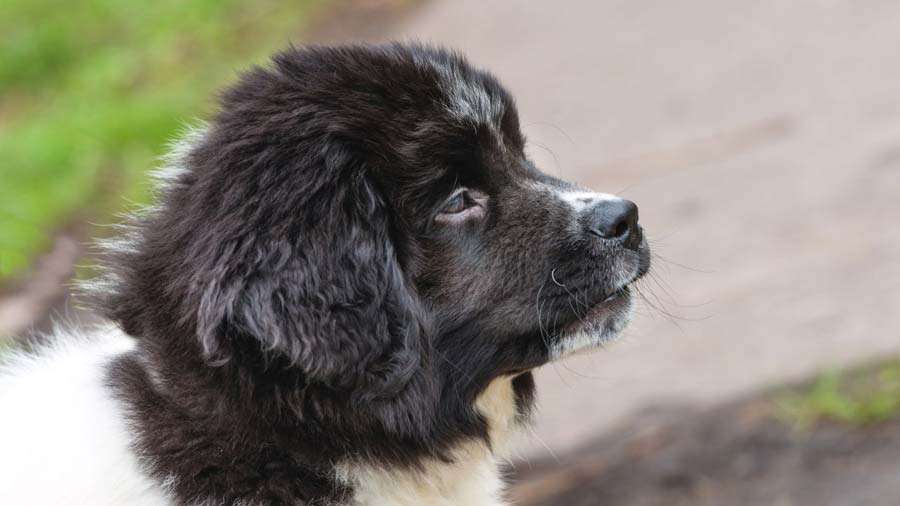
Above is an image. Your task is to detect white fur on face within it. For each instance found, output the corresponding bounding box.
[518,182,636,359]
[337,377,521,506]
[554,190,621,212]
[0,327,174,506]
[521,180,624,213]
[550,295,634,359]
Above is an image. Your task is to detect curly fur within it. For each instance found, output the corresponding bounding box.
[0,42,649,506]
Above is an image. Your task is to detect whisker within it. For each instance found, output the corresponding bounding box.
[535,280,553,352]
[524,121,574,146]
[632,279,677,319]
[631,277,711,327]
[651,251,714,274]
[647,268,714,311]
[557,356,615,381]
[551,268,590,316]
[527,141,563,176]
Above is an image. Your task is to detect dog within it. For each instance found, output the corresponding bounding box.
[0,43,650,506]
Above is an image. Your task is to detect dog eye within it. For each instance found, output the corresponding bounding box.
[436,189,487,223]
[442,192,468,214]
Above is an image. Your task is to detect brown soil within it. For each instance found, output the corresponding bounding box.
[510,399,900,506]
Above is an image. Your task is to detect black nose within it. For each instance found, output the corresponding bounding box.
[587,199,640,240]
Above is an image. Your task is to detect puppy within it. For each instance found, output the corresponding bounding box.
[0,43,650,506]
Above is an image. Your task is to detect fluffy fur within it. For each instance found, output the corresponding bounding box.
[0,43,650,505]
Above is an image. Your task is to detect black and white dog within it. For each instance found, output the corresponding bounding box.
[0,43,650,505]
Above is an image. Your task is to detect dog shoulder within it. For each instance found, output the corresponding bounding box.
[0,326,172,506]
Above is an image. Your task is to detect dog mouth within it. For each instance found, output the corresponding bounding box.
[534,237,652,359]
[602,286,630,304]
[549,266,645,358]
[559,283,633,334]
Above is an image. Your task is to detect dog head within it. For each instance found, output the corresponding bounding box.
[95,43,649,430]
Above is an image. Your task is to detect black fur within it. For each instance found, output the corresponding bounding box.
[92,42,650,505]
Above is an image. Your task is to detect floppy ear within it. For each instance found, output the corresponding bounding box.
[190,151,428,396]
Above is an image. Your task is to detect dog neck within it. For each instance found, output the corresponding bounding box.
[337,375,523,506]
[114,335,535,505]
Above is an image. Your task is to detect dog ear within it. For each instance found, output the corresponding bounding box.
[91,49,433,398]
[188,154,427,396]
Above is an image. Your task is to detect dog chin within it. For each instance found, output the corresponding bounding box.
[550,287,634,359]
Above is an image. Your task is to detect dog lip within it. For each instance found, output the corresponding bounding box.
[602,286,629,303]
[557,285,632,335]
[597,285,631,310]
[568,280,636,328]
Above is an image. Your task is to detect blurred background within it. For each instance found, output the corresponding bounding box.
[2,1,899,504]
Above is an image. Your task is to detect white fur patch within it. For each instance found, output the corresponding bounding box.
[555,190,621,212]
[521,180,622,213]
[0,336,522,506]
[550,295,634,359]
[0,327,173,506]
[337,377,521,506]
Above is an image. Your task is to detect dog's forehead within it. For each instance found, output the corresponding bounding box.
[417,57,505,127]
[408,51,517,142]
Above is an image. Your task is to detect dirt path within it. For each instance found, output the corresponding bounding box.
[509,397,900,506]
[386,0,900,457]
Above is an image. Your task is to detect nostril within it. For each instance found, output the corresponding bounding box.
[588,199,639,239]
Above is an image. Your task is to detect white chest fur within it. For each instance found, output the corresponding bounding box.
[0,329,524,506]
[0,328,174,506]
[338,377,522,506]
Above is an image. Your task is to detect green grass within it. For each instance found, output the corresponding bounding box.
[0,0,329,280]
[775,358,900,428]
